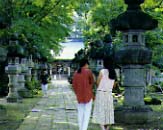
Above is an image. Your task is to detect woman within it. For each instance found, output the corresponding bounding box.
[72,58,94,130]
[92,57,116,130]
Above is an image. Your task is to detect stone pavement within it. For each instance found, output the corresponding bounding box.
[16,80,78,130]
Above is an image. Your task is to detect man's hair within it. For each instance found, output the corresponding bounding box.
[77,58,89,73]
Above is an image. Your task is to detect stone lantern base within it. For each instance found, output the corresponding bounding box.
[17,74,32,98]
[114,106,156,124]
[6,96,18,102]
[6,87,19,102]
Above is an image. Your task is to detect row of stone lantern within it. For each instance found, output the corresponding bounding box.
[4,56,52,103]
[0,0,53,102]
[0,38,53,103]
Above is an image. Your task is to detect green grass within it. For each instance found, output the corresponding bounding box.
[88,123,124,130]
[0,97,41,130]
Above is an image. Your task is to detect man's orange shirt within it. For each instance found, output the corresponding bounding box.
[72,67,94,103]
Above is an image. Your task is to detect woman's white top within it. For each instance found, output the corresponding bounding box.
[97,69,115,92]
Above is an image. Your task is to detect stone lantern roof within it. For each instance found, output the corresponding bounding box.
[111,0,158,31]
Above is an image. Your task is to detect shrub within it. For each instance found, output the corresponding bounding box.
[144,96,162,105]
[147,83,163,93]
[25,78,41,97]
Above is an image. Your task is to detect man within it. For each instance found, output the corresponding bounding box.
[72,59,94,130]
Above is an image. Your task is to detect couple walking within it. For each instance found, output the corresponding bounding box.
[72,57,116,130]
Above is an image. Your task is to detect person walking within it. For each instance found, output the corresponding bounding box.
[40,70,49,97]
[92,57,116,130]
[72,58,94,130]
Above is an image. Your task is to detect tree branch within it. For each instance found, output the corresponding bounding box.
[146,0,163,10]
[34,0,61,23]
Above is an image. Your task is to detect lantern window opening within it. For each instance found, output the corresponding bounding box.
[125,35,128,43]
[132,35,138,43]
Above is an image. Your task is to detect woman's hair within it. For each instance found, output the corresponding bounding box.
[77,58,89,73]
[103,57,116,80]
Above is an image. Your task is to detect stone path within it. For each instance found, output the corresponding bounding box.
[16,80,78,130]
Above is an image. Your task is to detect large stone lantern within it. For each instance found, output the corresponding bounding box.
[111,0,158,124]
[5,39,25,102]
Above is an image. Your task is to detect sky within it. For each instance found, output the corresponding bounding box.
[55,39,84,59]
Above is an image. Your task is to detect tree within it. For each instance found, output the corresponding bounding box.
[0,0,79,61]
[0,0,79,96]
[141,0,163,68]
[77,0,163,69]
[82,0,125,42]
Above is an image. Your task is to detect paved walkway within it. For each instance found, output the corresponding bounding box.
[16,80,78,130]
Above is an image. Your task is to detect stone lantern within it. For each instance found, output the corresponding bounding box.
[33,60,39,80]
[111,0,158,124]
[26,56,34,81]
[6,39,26,102]
[5,57,21,102]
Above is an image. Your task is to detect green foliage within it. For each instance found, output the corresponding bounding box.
[88,40,114,59]
[0,0,77,61]
[72,48,86,65]
[144,96,162,105]
[82,0,125,42]
[141,0,163,68]
[25,78,41,96]
[147,82,163,93]
[0,104,5,109]
[0,0,80,95]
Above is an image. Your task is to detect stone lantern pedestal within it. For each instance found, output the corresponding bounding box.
[111,0,158,124]
[5,58,21,102]
[18,58,30,98]
[26,58,34,81]
[26,68,32,81]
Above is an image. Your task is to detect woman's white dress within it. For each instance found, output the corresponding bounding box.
[92,69,115,125]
